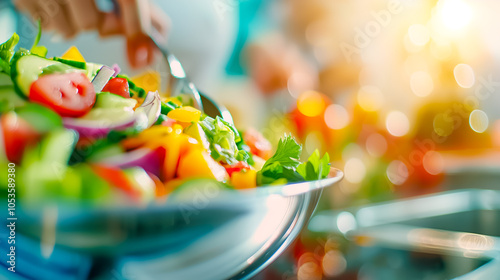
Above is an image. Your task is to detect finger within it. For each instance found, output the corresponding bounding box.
[116,0,150,38]
[98,13,123,37]
[126,34,155,68]
[150,4,170,39]
[65,0,100,31]
[14,0,53,29]
[38,0,77,38]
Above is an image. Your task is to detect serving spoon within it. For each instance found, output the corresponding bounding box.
[148,29,234,124]
[101,0,234,124]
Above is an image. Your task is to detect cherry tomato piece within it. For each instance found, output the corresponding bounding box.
[101,77,130,98]
[1,112,40,164]
[29,72,96,117]
[243,128,273,160]
[224,161,250,177]
[90,164,138,197]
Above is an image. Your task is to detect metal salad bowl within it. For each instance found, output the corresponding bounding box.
[6,169,343,280]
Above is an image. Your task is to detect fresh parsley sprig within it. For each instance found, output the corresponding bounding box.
[257,135,331,185]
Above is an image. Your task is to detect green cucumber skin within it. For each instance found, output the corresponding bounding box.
[95,92,137,109]
[10,51,30,99]
[15,103,63,133]
[51,57,102,80]
[52,57,87,69]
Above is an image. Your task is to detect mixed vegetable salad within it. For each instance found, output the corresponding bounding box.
[0,30,331,204]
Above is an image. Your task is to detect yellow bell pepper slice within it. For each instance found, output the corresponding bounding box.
[61,46,86,62]
[163,97,183,107]
[131,70,161,93]
[167,106,201,123]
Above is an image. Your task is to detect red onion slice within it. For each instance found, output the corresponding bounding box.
[94,147,165,177]
[63,114,137,138]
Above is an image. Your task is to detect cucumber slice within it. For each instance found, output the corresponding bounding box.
[87,144,124,162]
[15,103,63,133]
[95,92,137,109]
[40,129,78,166]
[20,129,80,201]
[80,107,135,124]
[11,54,84,98]
[86,62,103,80]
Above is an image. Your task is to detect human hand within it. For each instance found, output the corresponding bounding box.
[13,0,169,68]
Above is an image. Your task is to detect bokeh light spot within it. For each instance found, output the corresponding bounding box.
[288,72,317,99]
[469,109,489,133]
[386,160,409,185]
[342,143,364,162]
[324,104,350,130]
[297,91,326,117]
[357,85,384,112]
[297,261,322,280]
[408,24,430,46]
[439,0,472,31]
[366,133,388,157]
[322,250,347,277]
[410,71,434,97]
[344,158,366,184]
[423,151,444,175]
[336,212,356,234]
[454,64,475,88]
[386,111,410,137]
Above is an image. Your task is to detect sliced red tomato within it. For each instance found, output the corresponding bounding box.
[29,72,96,117]
[243,128,273,160]
[101,77,130,98]
[1,112,40,164]
[224,161,250,177]
[90,164,138,197]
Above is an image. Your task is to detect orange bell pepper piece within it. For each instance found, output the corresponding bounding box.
[230,169,257,189]
[177,149,229,182]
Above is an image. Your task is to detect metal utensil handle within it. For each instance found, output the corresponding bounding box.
[97,0,203,110]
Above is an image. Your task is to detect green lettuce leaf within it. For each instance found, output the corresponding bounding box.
[199,115,242,164]
[297,149,331,181]
[0,33,19,74]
